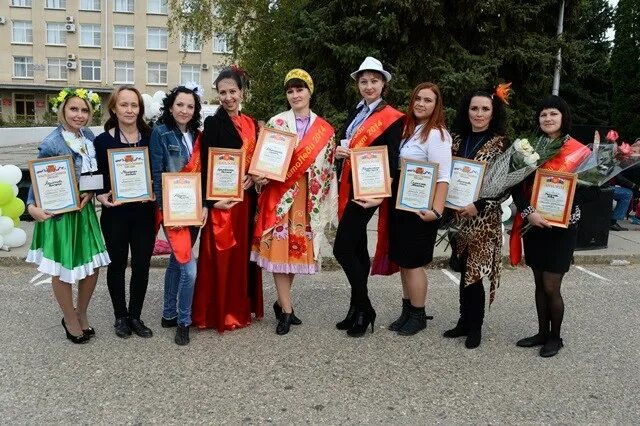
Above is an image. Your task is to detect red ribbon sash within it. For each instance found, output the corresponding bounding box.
[253,116,335,238]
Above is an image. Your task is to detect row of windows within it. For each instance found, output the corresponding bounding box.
[11,0,168,14]
[12,56,221,86]
[9,21,230,52]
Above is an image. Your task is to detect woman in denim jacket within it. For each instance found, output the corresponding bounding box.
[149,85,205,346]
[26,88,110,344]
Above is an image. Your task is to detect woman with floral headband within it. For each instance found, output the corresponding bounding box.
[251,69,337,335]
[191,66,263,333]
[26,87,110,344]
[442,85,510,349]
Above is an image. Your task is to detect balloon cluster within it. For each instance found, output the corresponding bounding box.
[0,165,27,248]
[141,90,166,124]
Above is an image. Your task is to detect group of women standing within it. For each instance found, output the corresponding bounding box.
[25,56,583,357]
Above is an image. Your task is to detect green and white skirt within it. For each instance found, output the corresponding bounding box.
[26,203,110,284]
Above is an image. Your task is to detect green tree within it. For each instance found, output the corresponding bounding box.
[611,0,640,140]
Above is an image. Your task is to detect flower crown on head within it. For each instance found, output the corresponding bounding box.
[50,87,101,113]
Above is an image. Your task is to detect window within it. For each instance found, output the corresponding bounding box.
[114,61,134,83]
[114,0,134,13]
[147,27,167,50]
[46,0,66,8]
[15,94,35,120]
[11,0,31,6]
[12,21,32,44]
[46,23,67,45]
[147,62,167,84]
[47,58,67,80]
[13,56,34,78]
[180,32,201,52]
[213,33,231,54]
[113,26,134,48]
[147,0,167,14]
[81,59,101,81]
[80,0,100,11]
[180,65,200,85]
[80,24,101,47]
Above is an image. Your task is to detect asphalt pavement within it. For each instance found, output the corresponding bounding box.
[0,265,638,423]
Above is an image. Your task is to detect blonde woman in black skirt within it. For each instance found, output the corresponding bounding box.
[388,82,452,335]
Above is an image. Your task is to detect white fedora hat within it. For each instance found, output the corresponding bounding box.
[350,56,392,82]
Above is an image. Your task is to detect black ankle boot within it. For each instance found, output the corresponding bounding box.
[539,336,563,357]
[346,306,376,337]
[388,298,410,331]
[336,305,356,330]
[516,333,548,348]
[274,302,302,325]
[174,325,190,346]
[276,312,294,335]
[443,318,467,338]
[397,305,427,336]
[465,329,482,349]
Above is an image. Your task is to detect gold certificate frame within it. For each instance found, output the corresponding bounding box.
[395,158,439,213]
[161,172,203,227]
[206,148,245,201]
[350,146,392,200]
[28,155,81,214]
[107,147,153,203]
[248,127,297,182]
[445,157,486,210]
[530,169,578,228]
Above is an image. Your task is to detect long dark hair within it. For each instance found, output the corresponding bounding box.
[403,82,446,142]
[452,88,507,137]
[214,66,250,91]
[104,85,151,138]
[535,95,572,136]
[158,86,202,134]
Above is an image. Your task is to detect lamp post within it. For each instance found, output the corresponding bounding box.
[552,0,565,95]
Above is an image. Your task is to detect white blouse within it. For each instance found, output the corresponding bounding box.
[399,124,452,183]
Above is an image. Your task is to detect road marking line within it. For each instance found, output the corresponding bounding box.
[574,266,610,282]
[33,278,52,286]
[441,269,459,285]
[29,272,44,283]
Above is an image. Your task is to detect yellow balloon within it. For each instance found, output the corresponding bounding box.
[0,184,12,206]
[2,197,24,218]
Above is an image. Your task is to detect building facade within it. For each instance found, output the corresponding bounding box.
[0,0,229,123]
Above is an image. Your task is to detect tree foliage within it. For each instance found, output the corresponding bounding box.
[170,0,615,137]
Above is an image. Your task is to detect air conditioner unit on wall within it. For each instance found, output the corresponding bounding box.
[65,24,76,33]
[67,54,77,61]
[201,64,209,70]
[66,61,77,70]
[66,16,74,23]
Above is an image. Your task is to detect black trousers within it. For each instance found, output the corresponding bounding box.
[333,200,378,308]
[458,255,485,331]
[100,203,156,320]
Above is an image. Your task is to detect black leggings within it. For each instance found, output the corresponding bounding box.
[333,201,378,308]
[100,203,156,320]
[458,254,485,331]
[532,268,565,338]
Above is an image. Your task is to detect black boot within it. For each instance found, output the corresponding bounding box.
[516,333,548,347]
[443,318,466,338]
[388,298,410,331]
[539,336,563,357]
[465,329,482,349]
[174,325,190,346]
[336,305,356,330]
[276,312,294,335]
[274,301,302,325]
[346,305,376,337]
[397,305,427,336]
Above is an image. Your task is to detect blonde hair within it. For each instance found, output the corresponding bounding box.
[57,95,93,128]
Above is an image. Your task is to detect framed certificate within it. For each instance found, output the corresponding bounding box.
[206,148,245,201]
[248,127,297,182]
[530,169,577,228]
[395,159,439,212]
[161,172,203,227]
[445,157,486,210]
[107,147,153,203]
[350,146,392,199]
[28,155,80,214]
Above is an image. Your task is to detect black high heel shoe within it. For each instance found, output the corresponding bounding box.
[61,318,89,344]
[346,307,376,337]
[83,326,95,338]
[273,301,302,325]
[336,305,356,330]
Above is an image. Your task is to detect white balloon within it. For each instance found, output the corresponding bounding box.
[11,185,18,197]
[4,227,26,248]
[0,216,13,235]
[152,90,166,103]
[0,234,4,248]
[0,165,22,185]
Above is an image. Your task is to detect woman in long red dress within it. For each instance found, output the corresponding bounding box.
[192,67,263,332]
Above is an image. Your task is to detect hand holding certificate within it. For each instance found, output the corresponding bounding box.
[350,146,392,200]
[162,172,203,227]
[395,159,438,213]
[445,157,486,210]
[248,127,296,182]
[28,155,80,214]
[530,169,577,228]
[107,147,153,203]
[206,148,245,201]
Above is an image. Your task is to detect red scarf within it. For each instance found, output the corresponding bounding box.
[253,116,335,238]
[213,115,257,250]
[337,105,404,276]
[509,137,591,266]
[155,133,202,264]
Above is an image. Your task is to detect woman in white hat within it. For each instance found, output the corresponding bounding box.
[251,69,338,335]
[333,56,405,337]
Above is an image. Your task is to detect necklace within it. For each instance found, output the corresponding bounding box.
[119,129,140,147]
[463,133,489,158]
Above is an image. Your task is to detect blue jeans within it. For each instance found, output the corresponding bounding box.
[162,228,198,327]
[612,186,633,221]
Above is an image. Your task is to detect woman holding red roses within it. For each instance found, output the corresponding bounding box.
[251,69,337,335]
